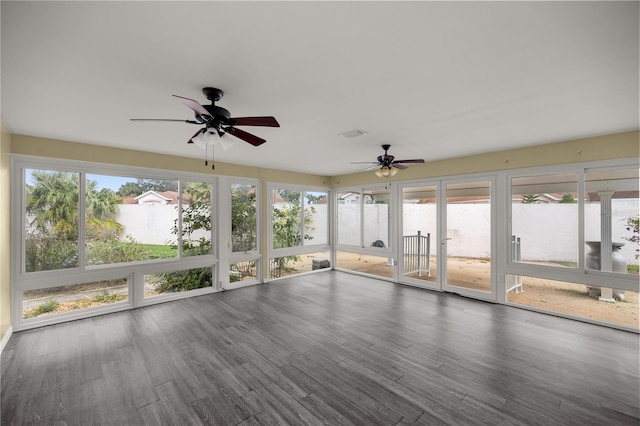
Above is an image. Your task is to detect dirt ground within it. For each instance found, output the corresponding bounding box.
[290,253,639,329]
[24,253,638,329]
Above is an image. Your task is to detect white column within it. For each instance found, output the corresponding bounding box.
[598,190,615,302]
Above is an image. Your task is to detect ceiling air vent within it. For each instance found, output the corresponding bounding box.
[339,129,367,138]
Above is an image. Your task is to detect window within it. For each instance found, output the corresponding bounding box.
[584,167,639,275]
[180,181,213,257]
[335,251,393,279]
[506,274,638,331]
[231,183,258,253]
[271,187,328,250]
[272,188,303,249]
[337,191,361,246]
[144,266,214,300]
[25,169,80,272]
[14,157,218,329]
[268,185,330,279]
[22,278,129,319]
[510,173,579,268]
[337,187,390,249]
[305,191,329,245]
[402,184,438,283]
[86,174,179,266]
[229,180,261,286]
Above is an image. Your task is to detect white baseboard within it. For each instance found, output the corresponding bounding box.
[0,326,13,354]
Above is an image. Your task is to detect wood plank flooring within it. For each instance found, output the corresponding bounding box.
[2,271,639,425]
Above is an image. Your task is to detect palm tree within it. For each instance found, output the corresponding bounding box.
[27,170,123,241]
[86,181,123,239]
[27,170,80,239]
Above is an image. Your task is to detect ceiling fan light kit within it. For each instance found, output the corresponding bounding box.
[375,166,398,178]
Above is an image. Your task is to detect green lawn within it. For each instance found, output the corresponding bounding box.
[142,244,177,259]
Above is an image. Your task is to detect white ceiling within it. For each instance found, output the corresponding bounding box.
[2,1,638,177]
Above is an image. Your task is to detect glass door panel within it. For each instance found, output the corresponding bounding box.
[443,179,495,300]
[400,184,439,290]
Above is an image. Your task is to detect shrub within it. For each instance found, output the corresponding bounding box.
[622,216,639,260]
[152,267,212,293]
[23,298,59,319]
[25,235,78,272]
[86,235,151,265]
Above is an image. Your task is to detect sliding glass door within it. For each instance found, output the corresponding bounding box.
[400,183,439,290]
[442,178,496,300]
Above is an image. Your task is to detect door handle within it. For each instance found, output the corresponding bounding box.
[441,237,451,244]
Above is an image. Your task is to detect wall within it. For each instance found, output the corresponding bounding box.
[401,202,639,263]
[330,131,639,187]
[1,121,12,346]
[10,134,330,185]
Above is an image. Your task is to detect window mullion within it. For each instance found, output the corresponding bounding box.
[78,172,86,269]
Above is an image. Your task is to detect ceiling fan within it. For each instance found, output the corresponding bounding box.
[131,87,279,147]
[352,144,425,177]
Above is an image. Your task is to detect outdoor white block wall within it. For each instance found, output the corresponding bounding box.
[117,204,208,245]
[306,204,329,244]
[116,201,638,264]
[337,205,390,247]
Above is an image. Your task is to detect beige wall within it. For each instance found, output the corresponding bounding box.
[1,121,12,345]
[329,131,640,186]
[10,134,330,186]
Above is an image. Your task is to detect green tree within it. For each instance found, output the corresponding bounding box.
[271,193,316,277]
[232,185,257,252]
[521,194,540,204]
[559,193,577,203]
[27,170,80,240]
[278,189,301,204]
[116,178,178,196]
[623,216,639,260]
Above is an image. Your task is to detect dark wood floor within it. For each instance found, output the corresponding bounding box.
[2,271,639,425]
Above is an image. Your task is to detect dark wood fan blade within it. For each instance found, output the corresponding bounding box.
[350,161,379,165]
[364,164,382,171]
[392,164,408,170]
[173,95,211,117]
[228,116,280,127]
[130,119,199,124]
[225,127,266,146]
[393,159,425,164]
[188,128,206,144]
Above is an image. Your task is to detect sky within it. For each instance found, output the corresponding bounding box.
[88,175,138,191]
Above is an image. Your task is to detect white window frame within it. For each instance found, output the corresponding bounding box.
[11,155,219,330]
[334,183,394,257]
[267,183,331,279]
[224,177,262,289]
[503,158,639,293]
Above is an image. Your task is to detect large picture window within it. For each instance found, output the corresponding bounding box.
[14,158,218,330]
